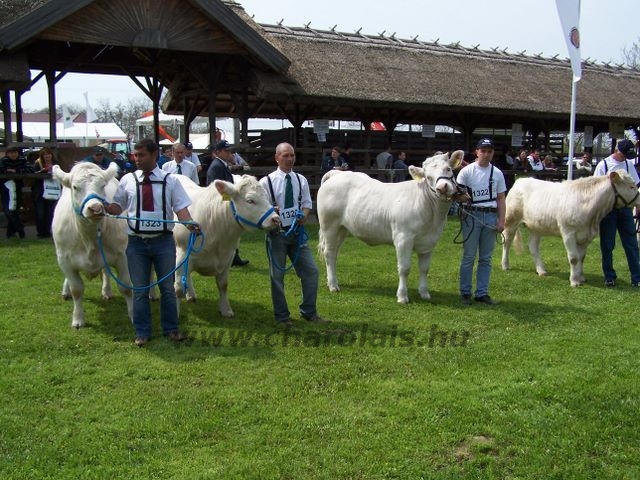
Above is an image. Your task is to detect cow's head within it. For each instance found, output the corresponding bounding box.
[408,150,464,200]
[214,175,280,230]
[610,170,640,209]
[53,162,119,220]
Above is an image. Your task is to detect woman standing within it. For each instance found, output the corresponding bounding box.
[32,148,59,238]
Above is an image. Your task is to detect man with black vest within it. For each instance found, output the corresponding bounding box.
[457,138,506,306]
[106,138,200,347]
[206,140,249,266]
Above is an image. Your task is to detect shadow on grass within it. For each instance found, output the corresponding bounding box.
[85,294,339,361]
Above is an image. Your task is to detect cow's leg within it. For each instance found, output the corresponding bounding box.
[501,224,516,270]
[149,272,159,301]
[61,277,72,300]
[395,238,413,304]
[417,251,432,300]
[320,225,348,292]
[216,269,234,318]
[575,242,588,284]
[101,269,113,300]
[113,254,134,322]
[528,233,547,276]
[62,269,86,328]
[561,233,582,287]
[174,249,197,302]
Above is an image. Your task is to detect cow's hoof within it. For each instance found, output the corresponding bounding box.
[328,286,340,293]
[61,294,72,301]
[419,290,431,300]
[537,271,548,277]
[501,264,509,271]
[102,294,113,301]
[397,297,410,304]
[220,310,235,318]
[71,321,84,329]
[186,296,197,303]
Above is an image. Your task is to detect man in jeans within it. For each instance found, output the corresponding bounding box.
[106,138,200,346]
[593,138,640,287]
[457,138,506,305]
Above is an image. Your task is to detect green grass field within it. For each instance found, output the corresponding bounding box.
[1,222,639,479]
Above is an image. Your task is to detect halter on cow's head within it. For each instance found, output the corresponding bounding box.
[214,175,280,230]
[609,170,640,209]
[53,162,119,220]
[408,150,464,200]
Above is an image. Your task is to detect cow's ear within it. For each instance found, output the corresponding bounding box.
[609,171,621,184]
[449,150,464,169]
[52,165,71,188]
[105,162,119,181]
[213,179,237,198]
[408,166,424,181]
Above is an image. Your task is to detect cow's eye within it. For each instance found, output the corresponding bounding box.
[247,199,256,205]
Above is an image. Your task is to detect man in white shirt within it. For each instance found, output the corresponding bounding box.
[161,143,199,184]
[184,141,202,173]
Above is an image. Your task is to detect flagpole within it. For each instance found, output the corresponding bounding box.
[567,79,577,180]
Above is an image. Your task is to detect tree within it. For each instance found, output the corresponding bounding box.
[622,37,640,67]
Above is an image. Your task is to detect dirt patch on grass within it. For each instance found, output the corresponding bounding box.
[455,435,498,462]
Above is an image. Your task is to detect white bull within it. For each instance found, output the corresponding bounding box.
[501,171,640,286]
[52,162,133,327]
[173,175,280,317]
[317,151,464,303]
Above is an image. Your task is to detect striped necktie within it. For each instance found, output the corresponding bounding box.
[284,174,293,208]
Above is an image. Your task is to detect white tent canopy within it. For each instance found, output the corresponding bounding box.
[12,121,126,144]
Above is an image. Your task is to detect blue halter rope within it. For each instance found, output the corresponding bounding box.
[97,217,204,292]
[229,200,276,229]
[266,210,309,273]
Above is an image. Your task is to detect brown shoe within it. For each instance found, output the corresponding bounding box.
[167,331,186,342]
[134,337,149,347]
[277,318,294,327]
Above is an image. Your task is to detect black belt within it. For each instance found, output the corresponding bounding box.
[466,206,497,213]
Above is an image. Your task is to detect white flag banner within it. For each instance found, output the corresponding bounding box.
[84,91,97,123]
[555,0,582,82]
[62,105,74,129]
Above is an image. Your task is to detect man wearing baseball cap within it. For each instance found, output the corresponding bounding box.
[593,138,640,287]
[183,141,202,174]
[457,138,506,305]
[206,140,250,267]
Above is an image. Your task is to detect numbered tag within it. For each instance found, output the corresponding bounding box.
[279,207,297,227]
[222,193,231,202]
[136,211,165,232]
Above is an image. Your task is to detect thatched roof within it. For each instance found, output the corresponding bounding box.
[248,23,640,127]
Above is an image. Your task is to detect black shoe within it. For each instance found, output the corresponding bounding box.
[474,295,497,305]
[302,314,330,324]
[460,294,472,305]
[18,231,25,239]
[632,282,639,288]
[277,318,294,327]
[604,279,616,287]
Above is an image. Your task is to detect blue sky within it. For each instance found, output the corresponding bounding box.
[19,0,639,111]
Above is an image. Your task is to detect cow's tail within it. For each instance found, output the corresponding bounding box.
[317,226,327,260]
[514,226,524,254]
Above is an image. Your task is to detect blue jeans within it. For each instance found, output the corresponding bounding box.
[126,233,179,338]
[266,230,319,322]
[599,207,640,284]
[460,211,497,297]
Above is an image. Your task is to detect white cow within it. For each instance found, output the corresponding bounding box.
[52,162,133,327]
[501,171,640,286]
[173,175,280,317]
[317,151,464,303]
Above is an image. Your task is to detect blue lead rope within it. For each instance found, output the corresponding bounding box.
[98,216,204,292]
[267,210,309,273]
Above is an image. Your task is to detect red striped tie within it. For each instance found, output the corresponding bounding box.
[142,172,154,211]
